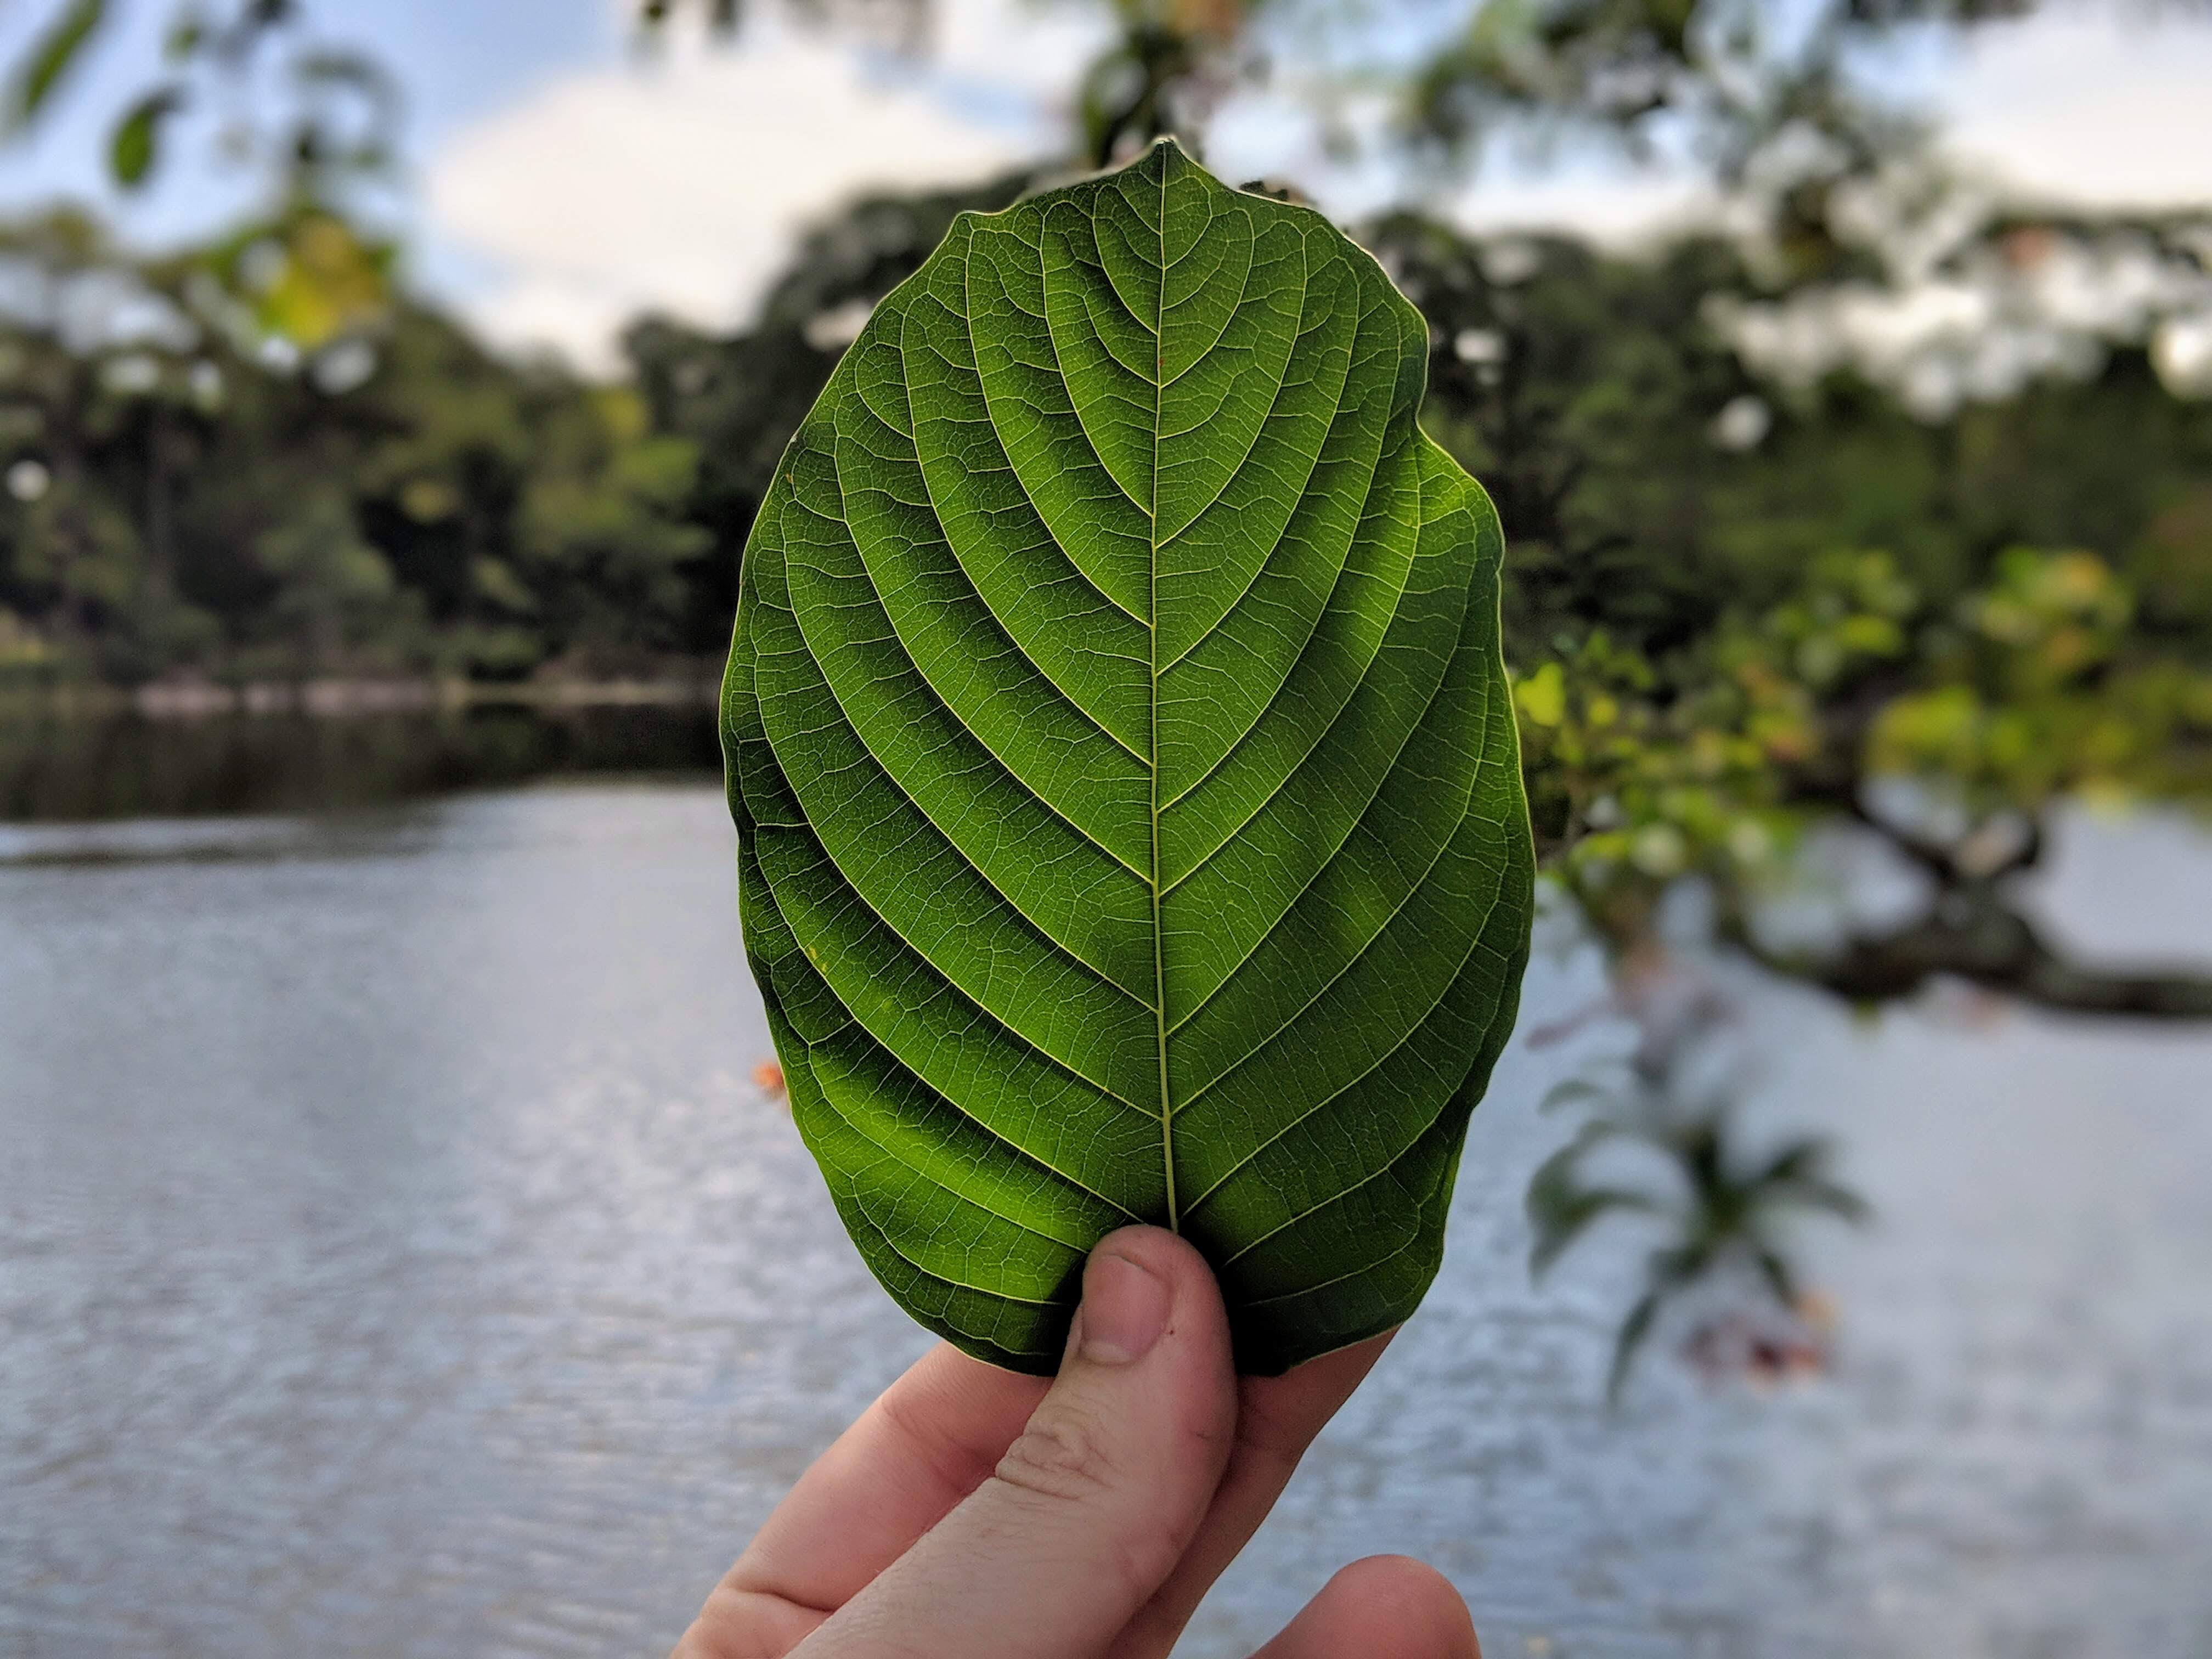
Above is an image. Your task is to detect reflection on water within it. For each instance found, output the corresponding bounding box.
[3,787,2209,1657]
[0,702,720,822]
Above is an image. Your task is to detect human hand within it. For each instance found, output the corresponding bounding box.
[674,1226,1479,1658]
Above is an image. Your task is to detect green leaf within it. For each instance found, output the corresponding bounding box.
[5,0,107,133]
[109,87,184,188]
[724,139,1534,1375]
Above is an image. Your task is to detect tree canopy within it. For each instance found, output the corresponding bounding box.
[5,0,2210,1391]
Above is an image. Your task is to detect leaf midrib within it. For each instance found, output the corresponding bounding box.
[1148,159,1178,1233]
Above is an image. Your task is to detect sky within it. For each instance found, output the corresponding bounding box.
[2,0,2210,373]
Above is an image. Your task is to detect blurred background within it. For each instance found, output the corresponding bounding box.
[3,2,2210,1655]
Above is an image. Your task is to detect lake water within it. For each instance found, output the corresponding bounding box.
[4,782,2209,1657]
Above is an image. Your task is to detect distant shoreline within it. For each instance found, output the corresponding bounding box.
[2,677,722,722]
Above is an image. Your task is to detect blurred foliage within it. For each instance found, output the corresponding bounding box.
[1506,545,2212,1011]
[1358,215,2212,1019]
[5,1,399,201]
[0,211,711,685]
[4,0,110,136]
[0,701,719,821]
[3,0,404,371]
[1527,986,1867,1401]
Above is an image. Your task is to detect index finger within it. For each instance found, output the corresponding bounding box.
[691,1342,1049,1646]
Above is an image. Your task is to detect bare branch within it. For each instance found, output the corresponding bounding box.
[1845,795,1960,880]
[1722,886,2212,1020]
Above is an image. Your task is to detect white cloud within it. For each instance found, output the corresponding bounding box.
[426,0,1106,372]
[1442,165,1717,247]
[1718,233,2212,417]
[1204,84,1719,245]
[1940,10,2212,212]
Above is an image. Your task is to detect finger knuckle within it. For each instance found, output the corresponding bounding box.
[669,1587,797,1659]
[991,1408,1121,1504]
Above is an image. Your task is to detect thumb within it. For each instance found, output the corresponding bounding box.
[801,1227,1237,1658]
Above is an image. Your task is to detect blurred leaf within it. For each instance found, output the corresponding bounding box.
[1755,1248,1796,1306]
[637,0,743,28]
[1607,1289,1662,1404]
[1539,1076,1616,1113]
[292,47,392,96]
[1771,1172,1871,1223]
[220,211,391,348]
[165,7,207,62]
[1517,659,1566,726]
[109,87,186,187]
[1753,1138,1829,1186]
[5,0,108,133]
[1528,1171,1661,1277]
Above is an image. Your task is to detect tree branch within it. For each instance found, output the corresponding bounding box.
[1843,796,2045,884]
[1720,885,2212,1020]
[1844,795,1959,879]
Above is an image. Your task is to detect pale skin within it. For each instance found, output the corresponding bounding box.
[674,1226,1480,1659]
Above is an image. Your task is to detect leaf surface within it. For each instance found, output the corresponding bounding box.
[725,139,1533,1374]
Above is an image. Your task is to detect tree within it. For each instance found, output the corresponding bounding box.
[0,212,713,684]
[1362,217,2212,1023]
[10,0,2211,1392]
